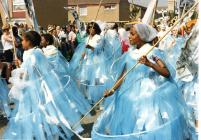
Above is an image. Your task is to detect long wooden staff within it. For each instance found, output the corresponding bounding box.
[73,1,199,130]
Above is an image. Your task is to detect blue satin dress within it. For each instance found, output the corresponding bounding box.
[70,34,113,103]
[43,45,91,116]
[3,48,85,140]
[160,35,186,69]
[92,44,190,140]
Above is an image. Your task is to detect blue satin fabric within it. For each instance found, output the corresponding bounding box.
[92,44,189,140]
[161,35,186,69]
[3,48,84,139]
[0,77,10,116]
[45,49,91,116]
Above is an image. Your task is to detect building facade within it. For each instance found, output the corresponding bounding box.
[68,0,130,23]
[0,0,67,28]
[168,0,176,12]
[0,0,26,26]
[33,0,67,28]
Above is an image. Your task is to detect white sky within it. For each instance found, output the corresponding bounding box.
[128,0,170,7]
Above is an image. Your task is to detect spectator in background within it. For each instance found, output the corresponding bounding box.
[39,26,46,35]
[56,26,61,37]
[66,25,71,41]
[18,23,25,37]
[112,23,119,32]
[24,24,29,31]
[59,34,71,61]
[47,26,60,48]
[66,25,71,34]
[12,26,24,63]
[1,24,14,80]
[58,26,67,40]
[1,25,14,64]
[68,24,77,51]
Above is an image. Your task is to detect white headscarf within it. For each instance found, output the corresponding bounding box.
[134,23,158,42]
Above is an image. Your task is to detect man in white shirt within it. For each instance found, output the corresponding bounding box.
[47,26,61,48]
[1,25,14,63]
[1,25,14,80]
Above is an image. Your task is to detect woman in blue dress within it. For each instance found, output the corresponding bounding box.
[159,26,186,69]
[3,31,84,140]
[41,33,91,116]
[103,25,122,68]
[92,23,189,140]
[176,23,199,140]
[71,22,112,103]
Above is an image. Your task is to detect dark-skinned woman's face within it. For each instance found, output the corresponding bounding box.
[22,37,31,50]
[129,27,142,47]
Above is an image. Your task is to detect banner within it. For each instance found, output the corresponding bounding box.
[0,0,10,23]
[142,0,158,25]
[24,0,39,32]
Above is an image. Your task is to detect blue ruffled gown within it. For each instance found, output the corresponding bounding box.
[3,48,85,139]
[176,24,199,139]
[159,35,186,69]
[92,44,189,140]
[42,45,91,115]
[103,29,122,62]
[69,38,87,75]
[72,34,113,103]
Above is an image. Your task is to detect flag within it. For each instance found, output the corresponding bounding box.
[142,0,158,25]
[24,0,39,32]
[0,0,10,20]
[64,7,86,35]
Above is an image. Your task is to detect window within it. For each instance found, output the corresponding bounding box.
[80,7,87,16]
[104,5,116,10]
[13,0,26,11]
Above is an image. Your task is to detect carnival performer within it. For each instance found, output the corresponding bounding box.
[92,23,189,140]
[41,33,91,116]
[71,22,112,103]
[103,23,122,64]
[3,31,86,140]
[176,22,199,140]
[41,33,70,74]
[159,26,186,69]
